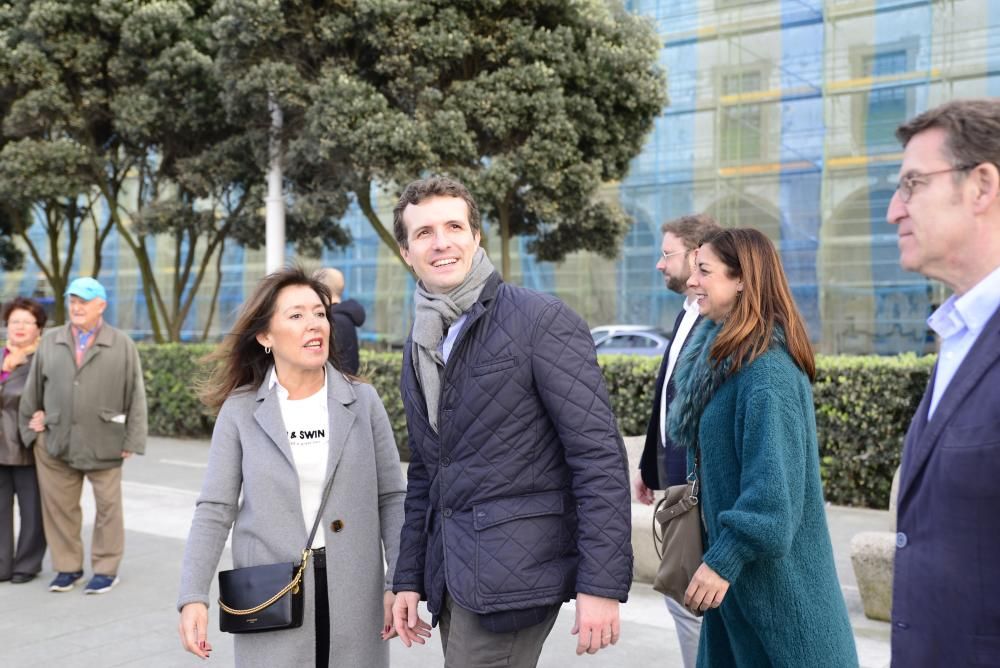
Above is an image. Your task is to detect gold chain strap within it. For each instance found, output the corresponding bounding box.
[218,550,311,616]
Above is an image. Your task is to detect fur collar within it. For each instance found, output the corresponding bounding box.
[667,320,787,453]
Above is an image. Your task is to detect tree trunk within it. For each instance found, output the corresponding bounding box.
[355,184,414,277]
[201,237,226,342]
[498,201,511,280]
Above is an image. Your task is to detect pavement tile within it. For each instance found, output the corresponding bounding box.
[2,435,890,668]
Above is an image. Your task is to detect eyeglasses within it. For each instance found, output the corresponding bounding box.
[661,249,688,260]
[896,165,975,203]
[6,319,38,328]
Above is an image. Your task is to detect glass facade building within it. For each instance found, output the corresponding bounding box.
[2,0,998,353]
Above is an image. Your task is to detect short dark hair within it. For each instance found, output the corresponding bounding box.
[896,99,1000,170]
[3,297,47,329]
[661,214,723,251]
[392,176,481,248]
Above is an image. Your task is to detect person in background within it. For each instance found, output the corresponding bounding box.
[19,277,147,595]
[669,228,857,667]
[178,267,407,667]
[635,213,720,668]
[0,297,48,584]
[315,267,366,374]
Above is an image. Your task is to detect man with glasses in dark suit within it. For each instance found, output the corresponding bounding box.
[635,213,720,668]
[886,99,1000,667]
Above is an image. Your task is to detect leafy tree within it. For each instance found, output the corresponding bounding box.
[102,0,262,341]
[0,0,350,339]
[213,0,666,277]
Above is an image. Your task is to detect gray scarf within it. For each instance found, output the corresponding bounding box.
[411,247,496,431]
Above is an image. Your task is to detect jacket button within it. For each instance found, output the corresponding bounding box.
[896,532,908,549]
[894,621,909,630]
[440,457,451,467]
[443,508,453,518]
[330,520,344,532]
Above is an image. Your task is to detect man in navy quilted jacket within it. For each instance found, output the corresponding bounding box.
[390,176,633,666]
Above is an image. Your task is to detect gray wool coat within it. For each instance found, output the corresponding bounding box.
[177,365,406,667]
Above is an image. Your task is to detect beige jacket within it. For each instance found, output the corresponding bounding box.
[19,323,147,470]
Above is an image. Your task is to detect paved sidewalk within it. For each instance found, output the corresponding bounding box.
[1,436,892,667]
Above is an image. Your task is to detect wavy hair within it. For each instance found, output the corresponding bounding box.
[701,228,815,381]
[198,267,346,413]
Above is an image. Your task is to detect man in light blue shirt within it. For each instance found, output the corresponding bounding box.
[885,99,1000,667]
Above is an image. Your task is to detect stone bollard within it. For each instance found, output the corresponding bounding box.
[850,531,895,621]
[849,466,901,622]
[632,501,659,583]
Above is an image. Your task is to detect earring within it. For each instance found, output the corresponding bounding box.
[264,346,271,354]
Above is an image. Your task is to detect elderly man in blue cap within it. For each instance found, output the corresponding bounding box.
[19,277,147,594]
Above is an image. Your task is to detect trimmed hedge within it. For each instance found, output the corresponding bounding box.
[136,345,934,509]
[138,343,215,438]
[813,354,934,509]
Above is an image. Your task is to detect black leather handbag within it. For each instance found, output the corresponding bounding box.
[217,473,335,634]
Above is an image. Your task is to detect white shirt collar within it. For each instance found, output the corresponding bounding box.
[268,366,327,399]
[928,263,1000,340]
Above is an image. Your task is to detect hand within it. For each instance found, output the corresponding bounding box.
[178,602,212,659]
[121,451,133,459]
[684,562,730,613]
[2,348,27,372]
[29,410,45,433]
[381,591,398,640]
[571,593,620,655]
[392,591,432,647]
[633,476,654,505]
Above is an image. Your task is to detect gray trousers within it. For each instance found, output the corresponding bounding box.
[0,464,46,578]
[439,594,560,668]
[665,594,703,668]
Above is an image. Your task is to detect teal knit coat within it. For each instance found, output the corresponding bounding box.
[669,321,858,668]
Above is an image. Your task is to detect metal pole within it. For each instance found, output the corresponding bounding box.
[265,96,285,273]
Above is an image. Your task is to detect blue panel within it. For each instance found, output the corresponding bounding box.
[97,198,119,328]
[778,2,825,341]
[866,0,933,354]
[517,237,555,293]
[133,233,154,339]
[991,2,1000,96]
[215,242,246,336]
[617,0,698,330]
[321,188,416,341]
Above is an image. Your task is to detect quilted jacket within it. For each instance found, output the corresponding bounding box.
[392,272,633,617]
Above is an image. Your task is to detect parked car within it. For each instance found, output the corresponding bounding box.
[592,327,671,357]
[590,324,669,343]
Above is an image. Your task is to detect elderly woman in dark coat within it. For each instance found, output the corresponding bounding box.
[0,297,47,584]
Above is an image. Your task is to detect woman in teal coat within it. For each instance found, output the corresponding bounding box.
[668,228,857,667]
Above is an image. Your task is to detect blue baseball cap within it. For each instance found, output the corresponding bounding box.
[65,277,107,301]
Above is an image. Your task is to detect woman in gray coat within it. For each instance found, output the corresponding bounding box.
[177,268,408,667]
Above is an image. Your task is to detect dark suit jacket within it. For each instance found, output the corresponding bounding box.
[330,299,365,375]
[638,309,701,489]
[891,302,1000,667]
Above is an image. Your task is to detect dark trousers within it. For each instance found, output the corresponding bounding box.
[438,593,560,668]
[0,464,46,579]
[314,548,328,668]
